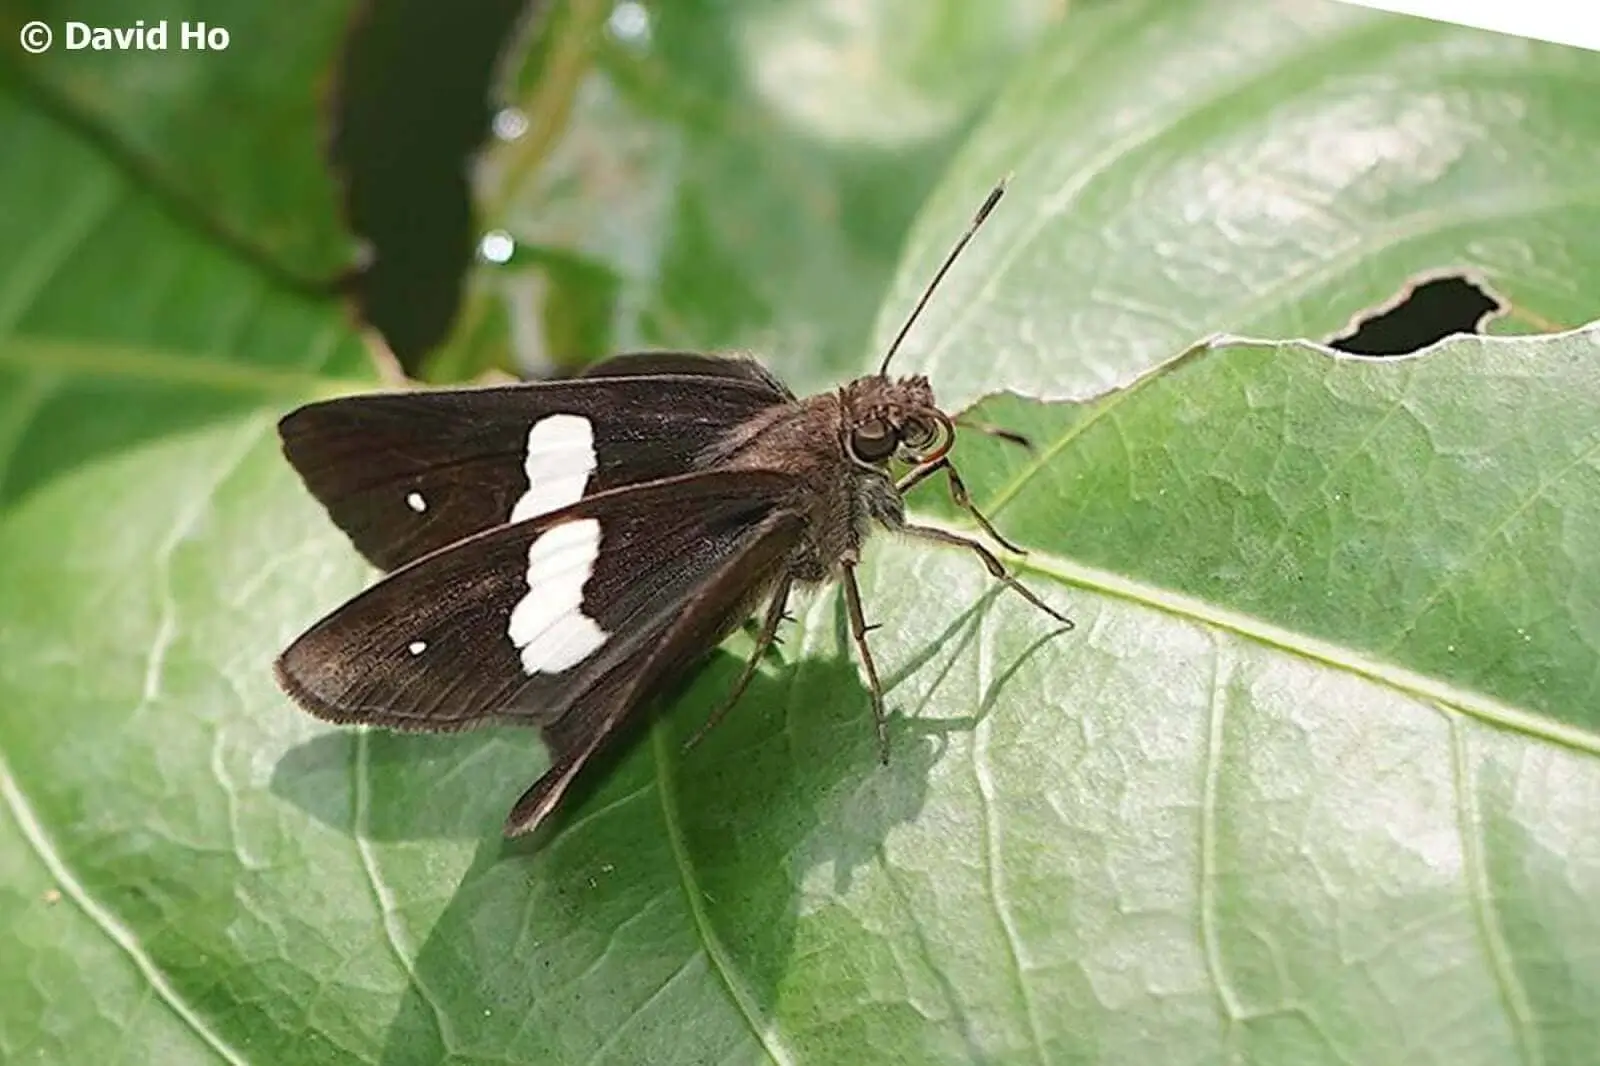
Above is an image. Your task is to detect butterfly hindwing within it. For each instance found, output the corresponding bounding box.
[503,504,804,835]
[274,467,803,756]
[277,353,794,571]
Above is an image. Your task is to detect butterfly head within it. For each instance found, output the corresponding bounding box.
[849,178,1009,472]
[840,375,953,471]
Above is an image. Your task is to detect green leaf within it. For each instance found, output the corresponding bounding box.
[5,0,358,281]
[0,90,369,507]
[6,1,1600,1065]
[0,80,376,1063]
[882,0,1600,408]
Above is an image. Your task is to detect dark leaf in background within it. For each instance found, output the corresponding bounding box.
[330,0,538,371]
[417,0,1065,386]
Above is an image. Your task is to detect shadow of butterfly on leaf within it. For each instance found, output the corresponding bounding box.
[355,579,1064,1065]
[269,633,936,848]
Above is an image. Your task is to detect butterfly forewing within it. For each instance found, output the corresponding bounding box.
[275,468,803,737]
[581,350,793,392]
[278,354,793,571]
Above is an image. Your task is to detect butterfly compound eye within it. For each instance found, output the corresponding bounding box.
[848,417,898,465]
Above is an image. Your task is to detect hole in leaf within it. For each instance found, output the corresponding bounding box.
[1328,273,1506,356]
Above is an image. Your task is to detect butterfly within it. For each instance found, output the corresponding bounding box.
[274,179,1070,837]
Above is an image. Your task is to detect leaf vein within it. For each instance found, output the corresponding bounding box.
[0,169,117,331]
[875,844,986,1056]
[1447,715,1542,1066]
[650,724,795,1066]
[1244,377,1417,588]
[971,620,1050,1064]
[980,378,1146,518]
[130,419,274,736]
[580,953,702,1066]
[916,4,1397,378]
[0,336,362,396]
[352,729,456,1053]
[1199,640,1246,1033]
[978,191,1600,525]
[0,752,249,1065]
[0,370,62,500]
[1385,427,1600,652]
[1216,191,1600,340]
[571,893,674,990]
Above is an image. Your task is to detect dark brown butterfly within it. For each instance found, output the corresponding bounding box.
[274,180,1070,837]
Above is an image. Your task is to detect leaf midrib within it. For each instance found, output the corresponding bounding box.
[977,531,1600,758]
[0,336,370,398]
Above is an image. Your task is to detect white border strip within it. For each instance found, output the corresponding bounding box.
[1338,0,1600,51]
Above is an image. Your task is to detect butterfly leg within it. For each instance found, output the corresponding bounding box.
[897,457,1026,555]
[682,574,794,754]
[842,562,892,765]
[954,418,1033,451]
[740,616,788,662]
[900,523,1074,630]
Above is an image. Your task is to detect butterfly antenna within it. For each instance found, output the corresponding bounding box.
[878,175,1010,377]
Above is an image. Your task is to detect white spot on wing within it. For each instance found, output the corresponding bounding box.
[408,641,427,656]
[406,492,427,513]
[510,414,597,523]
[507,518,608,674]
